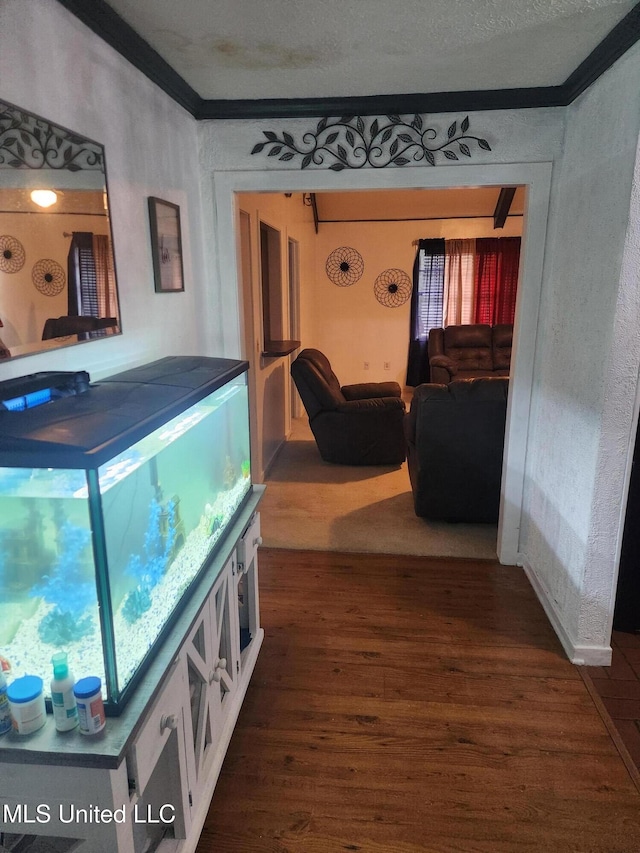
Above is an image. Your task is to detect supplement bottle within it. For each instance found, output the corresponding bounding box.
[50,652,78,732]
[7,675,47,734]
[74,676,106,735]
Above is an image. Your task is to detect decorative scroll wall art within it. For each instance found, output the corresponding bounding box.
[374,269,412,307]
[0,235,25,273]
[251,115,491,170]
[0,100,103,171]
[32,259,66,296]
[325,246,364,286]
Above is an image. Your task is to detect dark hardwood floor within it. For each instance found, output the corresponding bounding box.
[581,630,640,783]
[196,549,640,852]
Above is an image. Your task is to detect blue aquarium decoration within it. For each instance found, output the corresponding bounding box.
[122,497,178,624]
[31,519,95,646]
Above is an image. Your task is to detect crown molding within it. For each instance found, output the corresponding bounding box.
[562,2,640,102]
[56,0,640,121]
[194,86,568,120]
[56,0,201,115]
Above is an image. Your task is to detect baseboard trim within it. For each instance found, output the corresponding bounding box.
[522,556,612,666]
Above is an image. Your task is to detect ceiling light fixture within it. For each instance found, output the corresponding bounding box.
[30,189,58,208]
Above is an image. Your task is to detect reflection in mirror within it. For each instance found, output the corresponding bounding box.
[0,100,121,360]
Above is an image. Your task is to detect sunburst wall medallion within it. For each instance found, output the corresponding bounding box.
[0,235,25,273]
[32,259,66,296]
[325,246,364,287]
[374,269,412,307]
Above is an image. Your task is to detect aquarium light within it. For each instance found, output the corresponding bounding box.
[2,388,52,411]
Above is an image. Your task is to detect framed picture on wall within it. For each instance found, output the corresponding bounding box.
[148,197,185,293]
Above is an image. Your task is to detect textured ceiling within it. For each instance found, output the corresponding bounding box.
[313,187,525,223]
[104,0,635,101]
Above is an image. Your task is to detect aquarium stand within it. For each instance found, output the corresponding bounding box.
[0,486,265,853]
[0,355,262,852]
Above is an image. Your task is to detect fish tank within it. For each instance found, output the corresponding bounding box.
[0,356,252,715]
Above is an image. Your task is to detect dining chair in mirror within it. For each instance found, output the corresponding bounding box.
[0,99,121,360]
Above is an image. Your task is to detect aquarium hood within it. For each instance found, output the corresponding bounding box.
[0,356,248,469]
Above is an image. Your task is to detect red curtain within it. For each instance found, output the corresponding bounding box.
[473,237,521,325]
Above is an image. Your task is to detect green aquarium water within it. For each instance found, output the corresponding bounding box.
[0,363,251,712]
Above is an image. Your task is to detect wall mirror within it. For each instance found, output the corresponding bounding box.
[0,100,121,361]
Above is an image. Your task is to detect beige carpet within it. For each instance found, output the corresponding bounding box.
[259,418,499,559]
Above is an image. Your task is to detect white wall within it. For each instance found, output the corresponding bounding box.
[0,0,210,381]
[519,42,640,663]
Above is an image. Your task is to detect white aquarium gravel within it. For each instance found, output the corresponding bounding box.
[1,479,250,701]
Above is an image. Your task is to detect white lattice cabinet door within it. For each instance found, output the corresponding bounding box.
[210,554,240,726]
[236,513,262,677]
[182,555,239,811]
[127,658,192,852]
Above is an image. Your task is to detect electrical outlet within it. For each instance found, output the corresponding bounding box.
[364,361,369,370]
[384,361,391,370]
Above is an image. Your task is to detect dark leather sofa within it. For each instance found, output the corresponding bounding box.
[404,377,508,522]
[428,323,512,384]
[291,348,406,465]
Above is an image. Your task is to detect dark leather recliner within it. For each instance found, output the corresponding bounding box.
[404,377,508,522]
[291,348,406,465]
[428,323,512,384]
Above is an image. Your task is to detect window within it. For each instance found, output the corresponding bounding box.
[414,238,445,339]
[68,232,99,318]
[415,237,521,337]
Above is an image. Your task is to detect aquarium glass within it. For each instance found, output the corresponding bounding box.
[0,467,105,690]
[105,375,251,696]
[0,371,251,708]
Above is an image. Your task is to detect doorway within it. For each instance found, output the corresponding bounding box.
[216,162,553,565]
